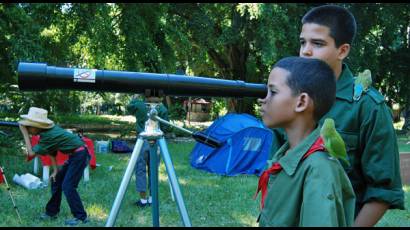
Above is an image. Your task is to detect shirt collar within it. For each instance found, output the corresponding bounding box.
[277,127,321,176]
[39,125,56,134]
[336,64,354,103]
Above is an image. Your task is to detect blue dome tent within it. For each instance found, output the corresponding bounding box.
[190,113,273,176]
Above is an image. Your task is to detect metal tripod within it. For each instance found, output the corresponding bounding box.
[105,104,191,227]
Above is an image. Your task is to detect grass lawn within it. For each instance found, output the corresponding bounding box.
[1,115,409,226]
[377,185,410,227]
[1,139,410,227]
[398,135,410,153]
[0,139,260,227]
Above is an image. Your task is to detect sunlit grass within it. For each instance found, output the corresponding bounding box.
[2,142,410,227]
[0,140,261,227]
[87,203,109,221]
[1,115,409,226]
[376,184,410,227]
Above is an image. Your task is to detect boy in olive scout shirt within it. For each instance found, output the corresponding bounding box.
[127,95,169,207]
[18,107,90,226]
[256,56,355,227]
[297,5,404,226]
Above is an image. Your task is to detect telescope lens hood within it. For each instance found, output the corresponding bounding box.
[18,62,48,91]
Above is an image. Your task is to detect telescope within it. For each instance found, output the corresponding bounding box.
[17,62,266,98]
[16,62,266,149]
[0,121,18,137]
[0,121,19,127]
[17,62,268,227]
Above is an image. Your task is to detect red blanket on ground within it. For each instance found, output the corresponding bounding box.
[28,135,97,169]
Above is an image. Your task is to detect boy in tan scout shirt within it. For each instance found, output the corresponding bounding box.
[18,107,90,226]
[256,56,355,226]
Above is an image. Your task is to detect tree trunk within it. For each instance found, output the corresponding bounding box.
[226,98,237,113]
[402,95,410,133]
[165,96,172,109]
[96,104,101,115]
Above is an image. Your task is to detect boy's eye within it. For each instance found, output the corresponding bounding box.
[313,42,324,47]
[299,40,305,46]
[270,90,277,95]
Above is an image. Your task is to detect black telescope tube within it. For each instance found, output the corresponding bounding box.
[192,131,223,148]
[0,121,19,127]
[17,62,266,98]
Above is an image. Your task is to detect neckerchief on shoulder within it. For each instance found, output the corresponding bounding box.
[253,137,325,209]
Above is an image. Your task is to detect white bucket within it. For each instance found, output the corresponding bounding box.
[96,141,109,154]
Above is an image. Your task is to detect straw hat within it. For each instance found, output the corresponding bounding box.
[18,107,54,129]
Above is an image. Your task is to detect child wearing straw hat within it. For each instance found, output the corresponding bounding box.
[18,107,89,226]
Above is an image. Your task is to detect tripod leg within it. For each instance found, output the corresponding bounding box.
[105,138,145,227]
[154,147,175,202]
[158,138,192,227]
[149,141,160,227]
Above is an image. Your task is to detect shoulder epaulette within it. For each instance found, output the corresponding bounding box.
[366,88,385,104]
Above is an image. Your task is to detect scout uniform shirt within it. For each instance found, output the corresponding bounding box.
[258,127,355,227]
[127,98,169,134]
[32,125,84,156]
[319,64,405,214]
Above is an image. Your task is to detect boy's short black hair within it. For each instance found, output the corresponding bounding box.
[273,57,336,121]
[302,5,357,47]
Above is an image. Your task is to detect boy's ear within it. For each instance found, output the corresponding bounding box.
[294,93,311,113]
[337,43,350,61]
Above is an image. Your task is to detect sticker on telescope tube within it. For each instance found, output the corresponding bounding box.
[73,68,96,83]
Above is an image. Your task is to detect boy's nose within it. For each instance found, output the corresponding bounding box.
[301,45,312,57]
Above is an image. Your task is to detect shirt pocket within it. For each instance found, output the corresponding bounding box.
[338,130,359,172]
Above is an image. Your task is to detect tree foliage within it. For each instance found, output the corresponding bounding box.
[0,3,409,123]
